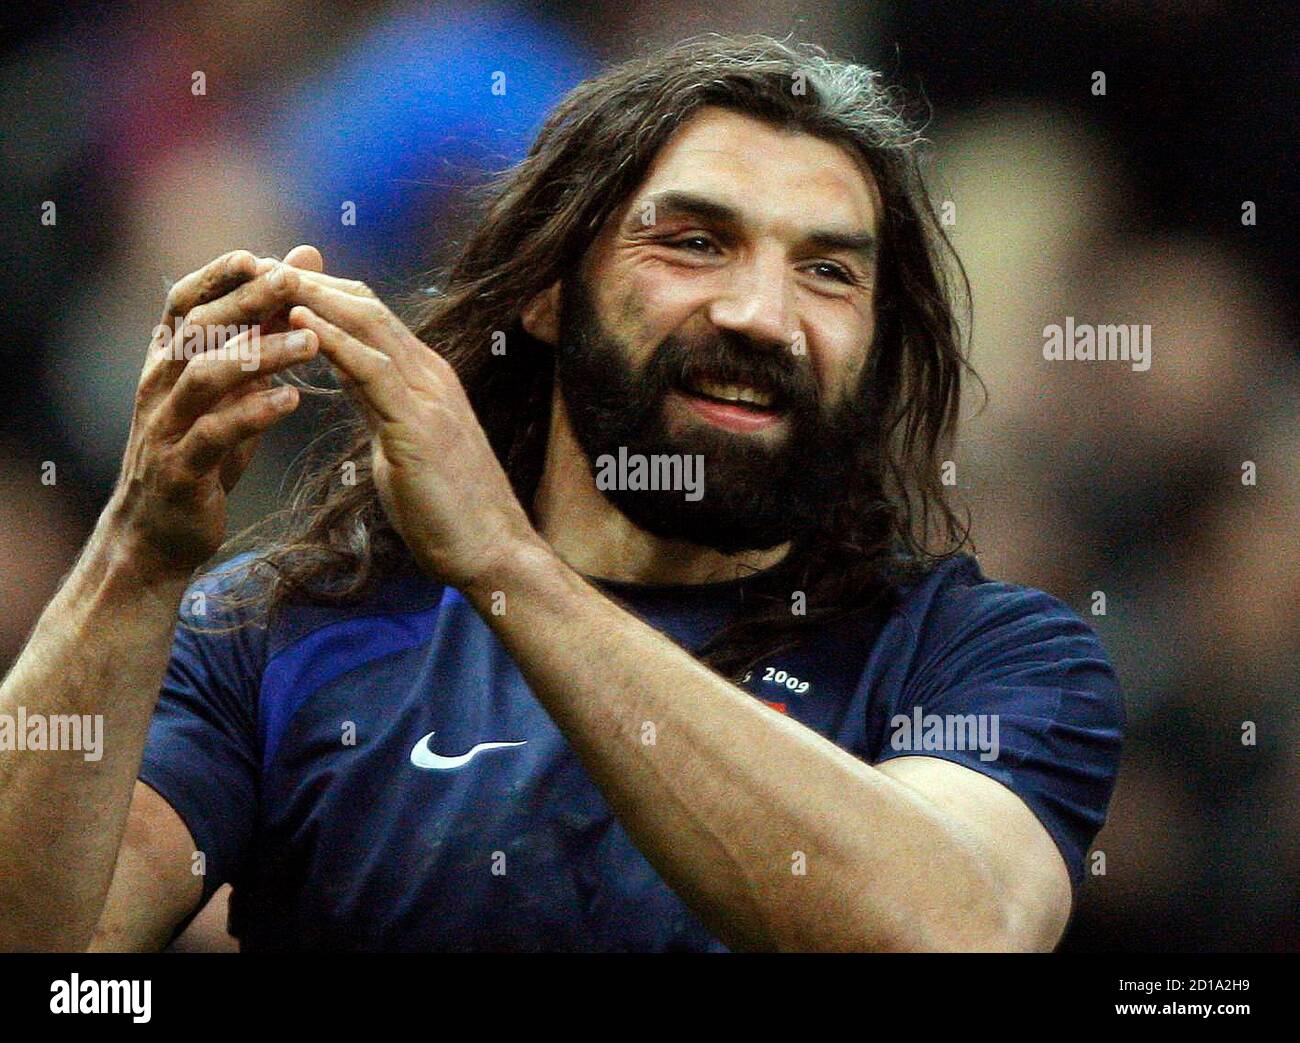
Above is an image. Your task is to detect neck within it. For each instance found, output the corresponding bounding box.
[532,389,790,586]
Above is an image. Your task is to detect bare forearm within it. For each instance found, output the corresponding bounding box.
[0,247,336,950]
[465,543,1009,952]
[0,511,189,950]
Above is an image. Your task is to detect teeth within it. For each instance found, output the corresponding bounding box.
[688,378,775,408]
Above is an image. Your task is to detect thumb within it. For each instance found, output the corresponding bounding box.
[283,244,324,272]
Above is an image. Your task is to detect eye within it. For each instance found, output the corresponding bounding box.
[669,234,720,255]
[805,261,855,284]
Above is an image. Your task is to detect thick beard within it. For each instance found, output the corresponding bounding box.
[554,272,875,553]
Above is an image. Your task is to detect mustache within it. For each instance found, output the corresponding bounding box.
[651,330,820,411]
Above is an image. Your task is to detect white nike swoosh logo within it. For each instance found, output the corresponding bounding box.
[409,730,527,771]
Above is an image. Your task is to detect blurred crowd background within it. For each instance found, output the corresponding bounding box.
[1,1,1295,952]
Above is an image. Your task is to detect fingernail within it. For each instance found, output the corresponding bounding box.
[285,330,311,350]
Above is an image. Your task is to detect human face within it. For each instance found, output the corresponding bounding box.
[555,107,884,552]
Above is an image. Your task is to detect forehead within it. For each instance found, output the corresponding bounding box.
[629,106,882,231]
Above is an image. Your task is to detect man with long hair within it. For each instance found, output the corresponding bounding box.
[0,36,1122,951]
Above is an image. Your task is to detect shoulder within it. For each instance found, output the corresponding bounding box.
[892,552,1084,628]
[871,552,1125,734]
[891,554,1116,673]
[165,554,275,702]
[163,554,449,746]
[867,554,1125,891]
[177,552,445,659]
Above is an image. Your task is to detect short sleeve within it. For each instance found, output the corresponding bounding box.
[873,578,1124,893]
[137,558,268,909]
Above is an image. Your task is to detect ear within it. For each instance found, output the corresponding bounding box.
[520,280,562,346]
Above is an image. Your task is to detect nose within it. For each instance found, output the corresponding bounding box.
[705,248,797,351]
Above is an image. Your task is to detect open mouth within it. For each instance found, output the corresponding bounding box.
[676,372,784,414]
[670,371,790,434]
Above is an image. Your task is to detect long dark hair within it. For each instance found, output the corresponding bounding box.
[217,34,976,681]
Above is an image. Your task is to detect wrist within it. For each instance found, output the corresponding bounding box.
[459,533,561,609]
[89,500,197,601]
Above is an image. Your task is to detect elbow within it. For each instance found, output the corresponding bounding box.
[935,910,1061,954]
[868,900,1057,953]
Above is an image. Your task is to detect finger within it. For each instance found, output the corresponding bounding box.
[288,305,409,426]
[278,269,428,385]
[180,263,307,339]
[219,432,262,492]
[208,246,324,341]
[162,329,319,432]
[210,244,320,479]
[200,247,322,472]
[152,251,259,371]
[212,369,275,491]
[143,248,327,412]
[178,385,301,474]
[280,265,378,298]
[282,244,324,272]
[158,250,260,331]
[179,255,375,339]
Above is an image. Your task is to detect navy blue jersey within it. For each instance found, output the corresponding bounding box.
[139,552,1123,951]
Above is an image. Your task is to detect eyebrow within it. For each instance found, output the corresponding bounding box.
[634,189,878,266]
